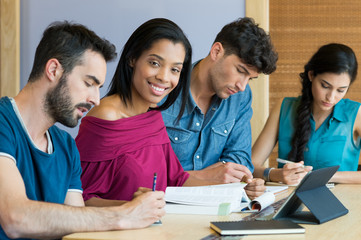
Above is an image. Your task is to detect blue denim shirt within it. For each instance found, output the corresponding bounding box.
[161,67,254,172]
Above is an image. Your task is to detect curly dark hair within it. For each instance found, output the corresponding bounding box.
[29,21,116,82]
[288,43,358,162]
[213,17,278,74]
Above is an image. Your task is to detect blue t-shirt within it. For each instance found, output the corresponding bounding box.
[161,61,253,172]
[0,97,82,240]
[278,97,361,171]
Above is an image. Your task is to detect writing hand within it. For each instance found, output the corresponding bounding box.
[118,191,165,229]
[198,161,253,184]
[244,178,266,200]
[281,161,313,185]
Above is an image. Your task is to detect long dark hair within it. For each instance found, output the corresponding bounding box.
[288,43,358,162]
[107,18,192,120]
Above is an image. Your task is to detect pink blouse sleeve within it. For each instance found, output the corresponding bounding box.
[163,143,189,186]
[80,160,116,201]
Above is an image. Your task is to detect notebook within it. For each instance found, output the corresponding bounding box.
[210,219,305,235]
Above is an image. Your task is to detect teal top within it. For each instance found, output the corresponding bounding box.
[278,97,361,171]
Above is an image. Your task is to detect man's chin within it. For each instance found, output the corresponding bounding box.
[58,117,79,128]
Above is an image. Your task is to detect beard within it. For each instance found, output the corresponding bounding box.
[44,75,91,128]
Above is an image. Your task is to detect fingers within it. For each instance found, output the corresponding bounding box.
[117,191,166,229]
[282,167,309,185]
[304,166,313,172]
[244,178,266,200]
[221,162,253,183]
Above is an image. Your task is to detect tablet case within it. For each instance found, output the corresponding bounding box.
[273,165,348,224]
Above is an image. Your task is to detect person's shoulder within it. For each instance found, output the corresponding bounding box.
[87,95,120,121]
[0,97,11,112]
[341,98,361,107]
[280,96,300,109]
[0,97,16,124]
[282,96,299,103]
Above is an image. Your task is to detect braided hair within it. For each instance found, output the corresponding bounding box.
[288,43,358,162]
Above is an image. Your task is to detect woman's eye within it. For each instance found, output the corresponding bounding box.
[150,61,160,67]
[172,68,181,73]
[321,83,328,89]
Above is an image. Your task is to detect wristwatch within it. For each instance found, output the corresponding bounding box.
[263,167,274,182]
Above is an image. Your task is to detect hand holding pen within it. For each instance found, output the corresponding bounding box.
[275,158,312,185]
[152,173,162,225]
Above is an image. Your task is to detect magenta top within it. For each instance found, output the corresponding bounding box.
[75,110,189,201]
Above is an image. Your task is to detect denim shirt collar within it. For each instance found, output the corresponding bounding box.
[185,60,223,116]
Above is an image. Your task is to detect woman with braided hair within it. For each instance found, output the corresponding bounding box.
[252,43,361,185]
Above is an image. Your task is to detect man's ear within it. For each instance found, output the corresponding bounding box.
[209,42,225,61]
[44,58,63,83]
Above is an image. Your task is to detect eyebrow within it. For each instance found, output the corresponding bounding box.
[321,79,348,89]
[149,54,184,66]
[86,75,103,88]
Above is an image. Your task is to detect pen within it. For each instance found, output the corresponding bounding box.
[277,158,297,165]
[277,158,305,167]
[152,173,162,225]
[152,172,157,191]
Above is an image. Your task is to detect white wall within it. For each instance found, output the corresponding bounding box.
[20,0,245,138]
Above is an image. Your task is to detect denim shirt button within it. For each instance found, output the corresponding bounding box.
[212,107,216,111]
[196,122,200,126]
[174,137,179,141]
[224,130,228,134]
[196,155,200,159]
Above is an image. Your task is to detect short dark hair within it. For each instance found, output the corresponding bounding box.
[214,17,278,74]
[107,18,192,119]
[28,21,117,82]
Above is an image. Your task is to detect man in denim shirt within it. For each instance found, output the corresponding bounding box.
[161,17,278,197]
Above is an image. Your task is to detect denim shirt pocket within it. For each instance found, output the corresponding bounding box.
[167,128,192,143]
[316,135,346,169]
[211,120,235,150]
[166,128,193,168]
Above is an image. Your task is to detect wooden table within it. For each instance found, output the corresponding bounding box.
[63,184,361,240]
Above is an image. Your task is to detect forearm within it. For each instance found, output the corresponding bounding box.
[85,197,127,207]
[183,172,218,186]
[330,171,361,184]
[253,166,266,179]
[4,199,121,239]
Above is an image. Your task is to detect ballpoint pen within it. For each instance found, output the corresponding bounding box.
[152,172,157,191]
[152,173,162,225]
[277,158,301,165]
